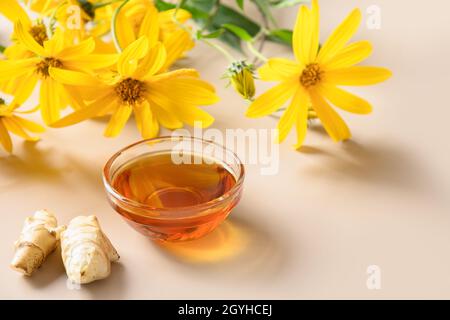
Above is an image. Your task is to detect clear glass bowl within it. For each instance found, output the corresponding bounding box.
[103,136,245,241]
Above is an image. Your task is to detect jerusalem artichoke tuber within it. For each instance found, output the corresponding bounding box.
[61,215,119,284]
[10,209,64,276]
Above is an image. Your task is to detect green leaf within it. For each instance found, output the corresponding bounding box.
[212,5,260,35]
[201,29,224,39]
[270,0,309,8]
[187,0,215,12]
[267,29,293,46]
[208,4,261,51]
[154,0,176,11]
[222,24,253,42]
[0,44,5,53]
[155,0,261,52]
[236,0,244,10]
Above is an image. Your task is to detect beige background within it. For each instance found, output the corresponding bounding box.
[1,0,450,299]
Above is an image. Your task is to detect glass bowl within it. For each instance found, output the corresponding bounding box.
[103,136,245,242]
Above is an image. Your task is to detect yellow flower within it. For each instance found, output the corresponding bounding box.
[0,21,118,124]
[114,0,194,70]
[0,0,48,59]
[50,36,219,138]
[247,0,392,148]
[0,98,45,153]
[27,0,112,40]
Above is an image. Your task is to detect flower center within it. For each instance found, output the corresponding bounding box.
[0,98,5,105]
[29,23,48,45]
[115,78,146,105]
[36,58,63,78]
[300,63,323,88]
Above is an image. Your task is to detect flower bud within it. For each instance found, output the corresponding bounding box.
[226,61,256,100]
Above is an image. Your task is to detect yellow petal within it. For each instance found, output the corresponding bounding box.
[63,54,119,70]
[292,5,311,64]
[325,66,392,86]
[148,68,200,83]
[319,84,372,114]
[149,77,219,105]
[150,102,183,129]
[317,9,361,64]
[93,38,116,54]
[14,21,46,56]
[118,36,149,77]
[0,120,13,153]
[277,98,298,143]
[49,67,101,86]
[246,80,299,118]
[40,78,61,124]
[146,90,213,128]
[43,28,65,56]
[134,101,159,139]
[11,73,38,105]
[72,84,112,102]
[277,88,308,143]
[150,114,159,138]
[56,37,95,60]
[308,0,320,62]
[51,92,116,127]
[115,9,136,49]
[135,42,167,78]
[138,5,159,46]
[162,29,193,71]
[258,58,302,81]
[2,117,37,141]
[3,42,33,60]
[177,105,215,128]
[0,0,30,25]
[294,96,310,149]
[309,88,351,142]
[104,104,132,137]
[323,41,372,70]
[0,58,40,80]
[62,85,87,110]
[12,115,45,133]
[133,101,152,139]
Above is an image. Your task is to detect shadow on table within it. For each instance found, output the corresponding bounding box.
[0,140,103,192]
[25,246,66,289]
[84,263,127,299]
[298,138,436,197]
[0,141,63,183]
[154,212,286,279]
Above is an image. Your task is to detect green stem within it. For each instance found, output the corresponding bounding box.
[247,41,267,63]
[0,44,5,53]
[202,38,234,62]
[111,0,131,52]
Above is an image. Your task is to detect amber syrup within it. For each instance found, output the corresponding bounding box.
[111,152,239,241]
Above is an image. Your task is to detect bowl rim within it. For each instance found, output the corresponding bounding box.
[102,136,245,218]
